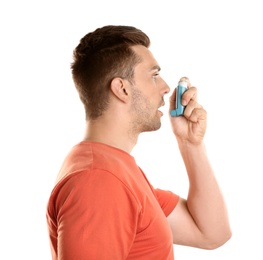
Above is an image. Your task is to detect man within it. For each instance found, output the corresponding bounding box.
[46,25,231,259]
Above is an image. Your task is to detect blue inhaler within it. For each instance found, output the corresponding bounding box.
[170,81,188,117]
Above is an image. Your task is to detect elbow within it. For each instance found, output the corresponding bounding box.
[203,229,232,250]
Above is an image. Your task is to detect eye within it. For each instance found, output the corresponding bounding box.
[152,72,159,79]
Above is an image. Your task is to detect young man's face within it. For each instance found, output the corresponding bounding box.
[129,45,170,133]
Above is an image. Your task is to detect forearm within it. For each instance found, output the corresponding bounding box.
[178,140,231,245]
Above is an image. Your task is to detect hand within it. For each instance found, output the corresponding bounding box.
[169,79,207,145]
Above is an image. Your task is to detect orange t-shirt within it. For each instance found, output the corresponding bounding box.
[46,141,179,259]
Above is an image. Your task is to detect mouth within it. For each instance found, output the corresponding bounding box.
[158,102,165,115]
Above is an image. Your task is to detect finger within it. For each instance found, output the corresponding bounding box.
[183,99,202,119]
[182,86,198,105]
[188,107,207,123]
[169,87,177,110]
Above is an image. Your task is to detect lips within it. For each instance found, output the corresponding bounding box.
[158,102,165,109]
[158,100,165,108]
[158,103,165,115]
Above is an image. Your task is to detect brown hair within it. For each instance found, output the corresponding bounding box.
[71,25,150,120]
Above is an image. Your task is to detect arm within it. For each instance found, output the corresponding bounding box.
[167,82,232,249]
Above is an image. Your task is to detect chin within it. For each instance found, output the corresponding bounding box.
[152,117,161,130]
[144,121,161,132]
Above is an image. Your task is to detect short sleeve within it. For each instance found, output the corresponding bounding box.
[154,188,179,217]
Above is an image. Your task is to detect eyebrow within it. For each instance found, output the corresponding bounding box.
[150,65,161,72]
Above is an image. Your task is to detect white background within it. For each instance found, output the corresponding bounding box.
[1,0,262,259]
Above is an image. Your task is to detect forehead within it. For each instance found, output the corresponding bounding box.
[131,45,159,71]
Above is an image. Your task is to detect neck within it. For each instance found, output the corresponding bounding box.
[83,116,138,154]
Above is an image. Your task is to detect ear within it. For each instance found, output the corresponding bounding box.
[110,77,129,103]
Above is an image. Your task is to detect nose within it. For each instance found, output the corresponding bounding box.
[161,79,170,95]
